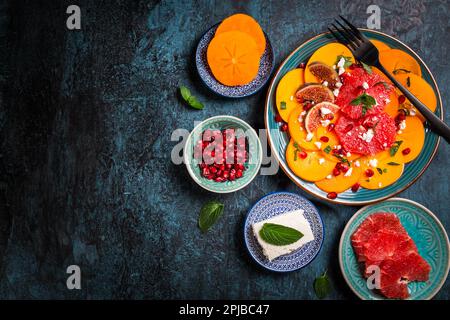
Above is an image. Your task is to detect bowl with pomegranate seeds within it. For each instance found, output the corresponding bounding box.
[184,115,262,193]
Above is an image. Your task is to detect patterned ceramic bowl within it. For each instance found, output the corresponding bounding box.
[196,24,275,98]
[339,198,450,300]
[184,115,262,193]
[244,192,324,272]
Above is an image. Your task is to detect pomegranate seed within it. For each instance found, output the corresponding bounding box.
[333,168,340,176]
[335,162,342,170]
[365,169,374,177]
[280,123,288,132]
[299,151,308,159]
[351,183,360,193]
[344,124,353,133]
[396,113,406,122]
[214,177,224,182]
[275,114,283,123]
[303,103,313,111]
[205,175,214,180]
[323,113,334,121]
[225,164,232,169]
[327,123,335,132]
[340,164,349,173]
[236,170,243,178]
[398,95,406,104]
[229,173,235,181]
[402,148,411,155]
[327,192,338,199]
[219,164,225,171]
[299,62,306,69]
[223,171,229,179]
[320,136,329,143]
[210,167,217,174]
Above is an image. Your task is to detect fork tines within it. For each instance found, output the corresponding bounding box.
[328,15,367,50]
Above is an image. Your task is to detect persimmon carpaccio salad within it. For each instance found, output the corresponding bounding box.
[275,42,437,200]
[207,13,266,86]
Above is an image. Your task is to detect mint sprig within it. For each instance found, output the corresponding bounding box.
[335,55,353,68]
[180,86,204,110]
[351,92,376,116]
[361,61,372,74]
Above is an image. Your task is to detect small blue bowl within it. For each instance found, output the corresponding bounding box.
[195,24,275,98]
[244,192,324,272]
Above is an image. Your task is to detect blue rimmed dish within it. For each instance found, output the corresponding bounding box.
[184,115,262,193]
[244,192,324,272]
[195,24,275,98]
[264,29,443,205]
[339,198,450,300]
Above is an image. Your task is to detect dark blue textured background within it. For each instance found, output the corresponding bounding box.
[0,0,448,299]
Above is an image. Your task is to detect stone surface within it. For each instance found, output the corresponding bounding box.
[0,0,448,299]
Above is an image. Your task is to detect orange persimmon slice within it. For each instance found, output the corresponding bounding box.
[207,31,260,86]
[215,13,266,56]
[379,49,422,77]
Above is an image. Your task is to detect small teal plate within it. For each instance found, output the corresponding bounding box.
[184,115,262,193]
[244,192,324,272]
[264,29,442,205]
[196,24,275,98]
[339,198,450,300]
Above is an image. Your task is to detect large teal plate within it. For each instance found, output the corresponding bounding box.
[339,198,449,300]
[264,29,443,205]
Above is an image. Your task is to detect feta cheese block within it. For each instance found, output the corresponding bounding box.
[252,210,315,261]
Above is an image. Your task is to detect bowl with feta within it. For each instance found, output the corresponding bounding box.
[244,192,324,272]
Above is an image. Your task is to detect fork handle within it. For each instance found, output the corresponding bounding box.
[374,62,450,144]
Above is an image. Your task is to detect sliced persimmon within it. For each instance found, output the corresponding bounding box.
[207,31,260,86]
[359,151,404,189]
[394,73,437,121]
[370,39,390,52]
[286,140,336,182]
[396,116,425,163]
[305,43,354,83]
[315,163,362,193]
[379,49,422,76]
[276,69,304,122]
[288,107,318,151]
[215,13,266,56]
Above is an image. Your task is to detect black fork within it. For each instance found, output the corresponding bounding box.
[329,15,450,143]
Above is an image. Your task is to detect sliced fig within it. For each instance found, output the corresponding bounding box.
[304,101,340,134]
[308,62,340,88]
[295,84,335,104]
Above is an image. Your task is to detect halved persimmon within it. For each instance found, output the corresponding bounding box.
[207,31,260,86]
[215,13,266,56]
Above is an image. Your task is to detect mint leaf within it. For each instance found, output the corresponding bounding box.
[280,101,287,110]
[314,271,331,299]
[351,93,376,116]
[335,55,353,68]
[198,201,224,233]
[180,86,204,110]
[361,61,372,74]
[187,96,204,110]
[324,145,332,154]
[390,140,403,156]
[259,223,303,246]
[180,86,191,101]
